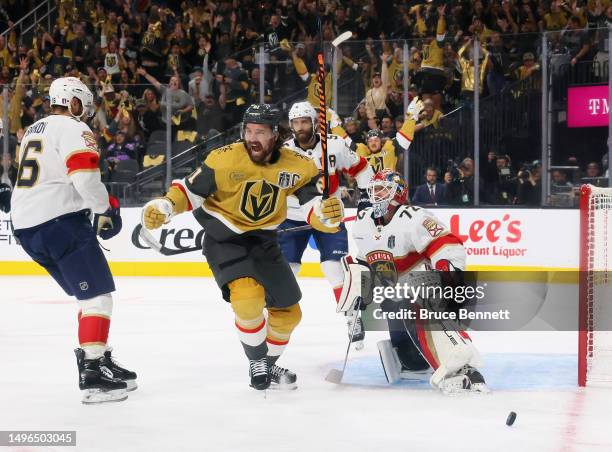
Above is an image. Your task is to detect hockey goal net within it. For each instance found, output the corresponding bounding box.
[579,184,612,386]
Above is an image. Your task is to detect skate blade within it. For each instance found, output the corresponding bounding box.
[270,381,298,390]
[325,368,344,384]
[353,340,364,351]
[125,380,138,392]
[81,388,128,404]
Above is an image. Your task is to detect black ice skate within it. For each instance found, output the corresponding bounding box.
[249,357,271,390]
[101,349,138,391]
[346,310,365,350]
[74,348,128,404]
[269,364,297,390]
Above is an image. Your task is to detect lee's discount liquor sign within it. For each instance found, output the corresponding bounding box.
[567,85,609,128]
[0,208,580,271]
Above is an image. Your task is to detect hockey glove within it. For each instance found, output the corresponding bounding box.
[309,197,344,233]
[406,97,424,122]
[356,188,371,213]
[0,183,11,213]
[94,195,122,240]
[142,197,174,230]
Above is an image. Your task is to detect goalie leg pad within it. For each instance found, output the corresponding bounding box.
[412,318,482,390]
[377,340,401,384]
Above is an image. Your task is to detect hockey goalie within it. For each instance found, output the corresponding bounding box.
[339,169,488,394]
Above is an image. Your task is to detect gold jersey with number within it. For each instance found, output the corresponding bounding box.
[168,141,320,239]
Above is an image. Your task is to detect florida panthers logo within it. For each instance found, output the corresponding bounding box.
[239,180,280,222]
[366,250,398,287]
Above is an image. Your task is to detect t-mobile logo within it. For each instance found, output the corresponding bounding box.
[588,98,609,116]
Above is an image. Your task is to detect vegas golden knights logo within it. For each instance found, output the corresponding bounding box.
[240,180,280,222]
[372,156,384,173]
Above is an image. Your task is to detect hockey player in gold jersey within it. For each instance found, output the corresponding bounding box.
[355,99,423,173]
[142,104,344,390]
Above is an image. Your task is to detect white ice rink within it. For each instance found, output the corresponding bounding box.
[1,275,611,452]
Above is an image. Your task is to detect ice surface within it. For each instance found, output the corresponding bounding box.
[1,276,611,452]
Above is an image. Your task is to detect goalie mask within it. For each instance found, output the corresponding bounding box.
[367,169,408,218]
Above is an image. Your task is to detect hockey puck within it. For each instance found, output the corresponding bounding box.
[506,411,517,426]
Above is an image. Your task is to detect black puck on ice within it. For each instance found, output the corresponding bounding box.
[506,411,517,426]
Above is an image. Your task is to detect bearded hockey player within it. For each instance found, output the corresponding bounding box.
[279,101,373,349]
[338,170,488,394]
[10,77,136,404]
[142,104,345,391]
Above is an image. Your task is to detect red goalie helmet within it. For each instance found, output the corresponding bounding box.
[367,169,408,218]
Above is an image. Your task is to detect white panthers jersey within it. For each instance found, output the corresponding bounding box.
[351,205,465,274]
[283,133,373,221]
[11,115,109,230]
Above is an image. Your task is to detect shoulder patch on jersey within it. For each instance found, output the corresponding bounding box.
[81,131,98,151]
[422,217,444,238]
[282,147,311,159]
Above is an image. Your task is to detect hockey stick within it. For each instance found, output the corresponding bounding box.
[315,0,329,199]
[325,297,363,384]
[135,224,202,256]
[332,31,352,48]
[317,53,329,198]
[277,215,356,234]
[135,214,358,256]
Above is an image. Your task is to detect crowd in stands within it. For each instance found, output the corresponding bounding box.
[0,0,610,207]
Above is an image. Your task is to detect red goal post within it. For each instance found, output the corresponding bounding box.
[579,184,612,387]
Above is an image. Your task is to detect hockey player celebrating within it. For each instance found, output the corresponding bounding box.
[338,170,488,393]
[279,101,373,348]
[355,99,422,174]
[142,104,345,390]
[10,77,137,404]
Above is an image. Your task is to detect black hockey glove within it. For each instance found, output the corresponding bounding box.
[356,188,371,213]
[0,183,11,213]
[94,195,122,240]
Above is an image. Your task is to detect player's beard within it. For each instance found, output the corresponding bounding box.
[295,129,314,147]
[245,139,274,164]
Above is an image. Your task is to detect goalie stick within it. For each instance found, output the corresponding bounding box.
[135,216,358,256]
[325,297,363,384]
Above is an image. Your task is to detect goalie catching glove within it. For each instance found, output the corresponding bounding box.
[93,195,122,240]
[308,196,344,233]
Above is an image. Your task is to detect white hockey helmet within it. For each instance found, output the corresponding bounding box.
[49,77,95,120]
[288,101,317,133]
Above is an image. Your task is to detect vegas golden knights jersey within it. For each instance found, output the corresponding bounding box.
[170,141,320,240]
[356,118,416,173]
[421,16,446,70]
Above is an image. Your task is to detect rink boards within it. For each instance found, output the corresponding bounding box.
[0,208,578,276]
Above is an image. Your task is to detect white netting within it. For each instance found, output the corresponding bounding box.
[583,185,612,386]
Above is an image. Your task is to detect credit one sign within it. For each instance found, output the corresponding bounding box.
[567,85,608,128]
